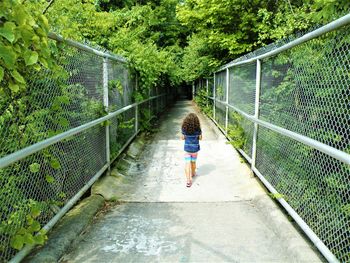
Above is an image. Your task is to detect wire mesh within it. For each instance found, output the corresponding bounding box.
[214,71,226,102]
[108,60,130,111]
[208,78,214,98]
[149,87,156,118]
[197,20,350,262]
[139,100,152,132]
[0,40,109,261]
[109,109,136,161]
[256,126,350,261]
[107,59,136,160]
[227,108,254,158]
[0,124,106,262]
[256,26,350,262]
[157,87,167,114]
[229,62,256,116]
[0,35,167,261]
[214,102,226,129]
[260,27,350,151]
[213,72,227,128]
[0,43,104,159]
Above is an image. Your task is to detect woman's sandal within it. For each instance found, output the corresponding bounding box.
[186,181,192,187]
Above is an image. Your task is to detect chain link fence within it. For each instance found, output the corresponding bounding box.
[194,14,350,262]
[0,34,172,262]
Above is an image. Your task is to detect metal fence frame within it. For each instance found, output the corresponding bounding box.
[0,33,171,262]
[195,14,350,263]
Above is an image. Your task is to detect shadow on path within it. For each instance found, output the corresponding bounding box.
[61,100,324,263]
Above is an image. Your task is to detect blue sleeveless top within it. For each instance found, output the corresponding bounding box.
[182,129,201,153]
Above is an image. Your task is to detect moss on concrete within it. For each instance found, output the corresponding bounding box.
[26,195,104,263]
[92,175,124,201]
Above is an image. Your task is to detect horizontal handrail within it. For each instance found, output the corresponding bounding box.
[0,95,165,169]
[251,167,339,263]
[48,33,127,63]
[217,13,350,71]
[9,131,141,263]
[9,162,109,263]
[207,97,350,165]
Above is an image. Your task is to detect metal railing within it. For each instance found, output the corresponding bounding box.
[0,33,175,262]
[194,14,350,263]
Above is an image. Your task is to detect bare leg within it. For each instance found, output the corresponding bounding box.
[185,162,191,183]
[191,161,196,177]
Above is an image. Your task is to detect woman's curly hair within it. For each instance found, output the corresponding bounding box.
[182,113,201,134]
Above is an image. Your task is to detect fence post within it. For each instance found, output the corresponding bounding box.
[135,75,139,133]
[192,81,195,100]
[157,86,160,113]
[213,73,216,120]
[206,78,209,107]
[103,58,110,172]
[251,59,261,169]
[225,68,230,134]
[148,88,151,118]
[155,86,158,115]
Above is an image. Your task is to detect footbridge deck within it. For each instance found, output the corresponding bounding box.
[59,100,323,262]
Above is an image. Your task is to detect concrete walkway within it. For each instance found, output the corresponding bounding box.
[61,101,323,262]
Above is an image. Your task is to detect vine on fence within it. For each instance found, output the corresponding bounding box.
[0,0,60,254]
[0,3,164,259]
[194,26,350,260]
[193,88,212,117]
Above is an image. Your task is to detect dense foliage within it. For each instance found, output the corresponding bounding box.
[179,0,350,80]
[0,0,58,254]
[0,0,349,260]
[2,0,349,101]
[192,2,349,260]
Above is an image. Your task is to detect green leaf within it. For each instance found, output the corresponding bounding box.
[33,64,41,71]
[35,27,46,37]
[39,15,50,32]
[11,70,26,84]
[45,175,55,184]
[0,22,16,43]
[58,192,66,199]
[29,163,40,173]
[9,82,20,93]
[28,220,41,232]
[13,7,27,26]
[30,206,41,218]
[10,235,24,250]
[39,229,47,236]
[0,44,16,67]
[39,57,48,68]
[23,233,35,245]
[18,25,35,44]
[34,234,46,245]
[50,159,61,170]
[26,215,34,225]
[58,117,69,127]
[58,95,70,104]
[268,192,285,200]
[17,227,27,235]
[0,66,4,82]
[24,51,38,66]
[342,204,350,216]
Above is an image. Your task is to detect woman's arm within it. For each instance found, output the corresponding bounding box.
[199,135,202,140]
[181,135,185,140]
